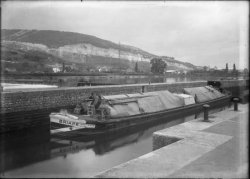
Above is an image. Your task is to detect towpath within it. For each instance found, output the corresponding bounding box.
[96,103,248,178]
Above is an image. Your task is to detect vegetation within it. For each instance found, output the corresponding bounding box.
[233,63,236,71]
[1,44,134,74]
[150,58,167,74]
[135,62,139,72]
[225,63,229,73]
[1,44,66,73]
[186,69,242,79]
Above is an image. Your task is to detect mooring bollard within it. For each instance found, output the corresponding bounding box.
[232,97,240,111]
[203,104,210,121]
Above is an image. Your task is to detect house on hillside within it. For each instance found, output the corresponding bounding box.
[48,64,61,73]
[52,67,61,73]
[97,66,110,72]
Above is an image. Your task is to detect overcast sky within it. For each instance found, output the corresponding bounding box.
[1,1,249,69]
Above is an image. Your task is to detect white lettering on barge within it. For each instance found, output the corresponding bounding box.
[58,119,95,128]
[51,117,95,128]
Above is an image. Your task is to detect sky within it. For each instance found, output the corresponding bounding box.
[1,1,249,69]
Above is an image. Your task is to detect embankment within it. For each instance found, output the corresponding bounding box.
[1,80,248,114]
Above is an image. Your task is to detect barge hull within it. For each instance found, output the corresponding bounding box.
[51,95,231,138]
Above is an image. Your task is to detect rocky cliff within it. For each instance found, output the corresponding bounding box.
[1,29,197,73]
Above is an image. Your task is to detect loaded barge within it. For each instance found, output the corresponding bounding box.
[50,85,231,136]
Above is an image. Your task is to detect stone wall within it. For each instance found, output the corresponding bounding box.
[1,81,207,114]
[1,80,248,114]
[220,79,248,88]
[220,79,249,103]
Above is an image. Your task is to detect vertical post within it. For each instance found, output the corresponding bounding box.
[203,104,210,121]
[142,86,145,93]
[233,97,239,111]
[99,108,105,121]
[194,94,198,103]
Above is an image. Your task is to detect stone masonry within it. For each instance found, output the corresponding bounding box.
[1,79,248,114]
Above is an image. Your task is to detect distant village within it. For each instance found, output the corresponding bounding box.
[48,58,248,80]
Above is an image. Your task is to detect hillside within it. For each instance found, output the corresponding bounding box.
[1,29,154,58]
[1,29,197,73]
[1,42,68,73]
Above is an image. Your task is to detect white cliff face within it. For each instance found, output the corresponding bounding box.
[3,40,151,63]
[3,40,194,70]
[3,40,49,52]
[56,43,151,62]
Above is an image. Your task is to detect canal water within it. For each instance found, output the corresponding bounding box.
[74,76,205,87]
[2,77,205,91]
[0,106,228,178]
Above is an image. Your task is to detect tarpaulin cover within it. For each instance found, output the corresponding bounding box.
[205,86,225,98]
[107,102,141,117]
[137,96,166,113]
[146,91,184,109]
[173,93,195,105]
[126,93,145,98]
[103,94,128,100]
[183,86,225,103]
[105,90,185,117]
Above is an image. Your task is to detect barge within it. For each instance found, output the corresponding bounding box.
[50,85,231,136]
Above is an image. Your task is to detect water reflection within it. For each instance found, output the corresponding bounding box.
[0,107,227,177]
[0,128,51,174]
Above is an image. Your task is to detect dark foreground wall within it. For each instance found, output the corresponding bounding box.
[1,81,208,114]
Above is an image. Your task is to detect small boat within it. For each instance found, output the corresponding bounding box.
[50,85,231,136]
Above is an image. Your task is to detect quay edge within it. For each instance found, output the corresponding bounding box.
[96,103,248,178]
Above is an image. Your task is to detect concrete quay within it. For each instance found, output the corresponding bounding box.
[96,103,248,178]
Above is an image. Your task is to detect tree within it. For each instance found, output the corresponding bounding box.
[232,63,238,77]
[225,63,228,73]
[203,66,208,71]
[243,68,249,78]
[135,61,139,72]
[233,63,236,72]
[62,62,65,73]
[243,68,249,73]
[65,66,72,72]
[150,58,167,74]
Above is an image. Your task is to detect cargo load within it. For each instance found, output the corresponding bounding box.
[137,95,166,113]
[102,94,128,100]
[103,90,184,117]
[106,101,141,117]
[146,91,184,109]
[173,93,195,105]
[183,86,225,103]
